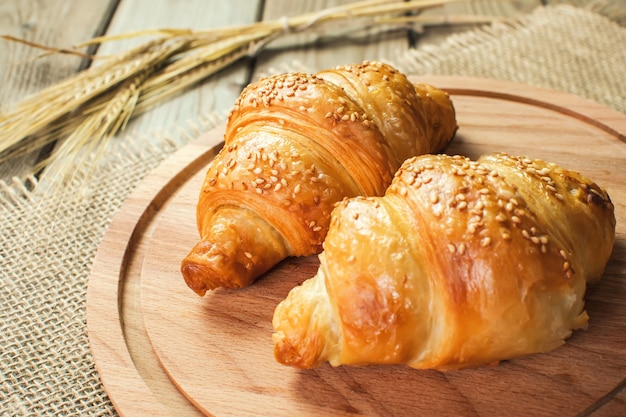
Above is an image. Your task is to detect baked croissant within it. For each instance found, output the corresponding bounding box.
[272,153,616,370]
[181,61,457,295]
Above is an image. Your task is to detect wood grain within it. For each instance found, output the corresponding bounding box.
[94,0,262,141]
[87,76,626,417]
[254,0,410,77]
[0,0,117,180]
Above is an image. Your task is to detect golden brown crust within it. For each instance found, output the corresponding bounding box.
[181,61,457,294]
[272,153,615,370]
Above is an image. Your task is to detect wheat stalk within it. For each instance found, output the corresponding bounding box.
[0,0,477,181]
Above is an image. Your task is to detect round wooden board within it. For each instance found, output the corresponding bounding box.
[87,76,626,417]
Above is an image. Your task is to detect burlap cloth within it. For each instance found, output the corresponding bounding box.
[1,4,625,416]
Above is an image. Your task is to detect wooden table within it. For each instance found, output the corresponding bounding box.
[0,0,590,181]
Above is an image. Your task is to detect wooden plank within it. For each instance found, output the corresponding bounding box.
[95,0,263,140]
[414,0,543,47]
[0,0,118,181]
[254,0,412,78]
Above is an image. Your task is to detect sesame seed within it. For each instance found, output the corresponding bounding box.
[530,236,541,245]
[541,245,547,254]
[447,244,456,254]
[253,167,262,175]
[347,255,355,263]
[563,261,571,272]
[480,237,492,247]
[522,229,530,239]
[244,252,253,259]
[457,201,468,210]
[555,193,564,201]
[294,184,301,193]
[495,213,507,222]
[430,193,439,204]
[313,226,322,232]
[458,243,466,255]
[559,249,568,260]
[274,183,282,191]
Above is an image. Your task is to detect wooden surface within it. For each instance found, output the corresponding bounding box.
[87,76,626,417]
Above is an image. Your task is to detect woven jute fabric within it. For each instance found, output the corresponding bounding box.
[1,4,624,416]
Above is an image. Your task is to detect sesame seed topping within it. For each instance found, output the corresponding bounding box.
[480,237,492,247]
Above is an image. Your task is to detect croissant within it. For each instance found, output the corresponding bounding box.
[272,153,616,370]
[181,61,457,295]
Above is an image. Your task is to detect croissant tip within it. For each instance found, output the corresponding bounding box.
[180,261,210,296]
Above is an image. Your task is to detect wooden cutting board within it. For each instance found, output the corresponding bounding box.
[86,76,626,417]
